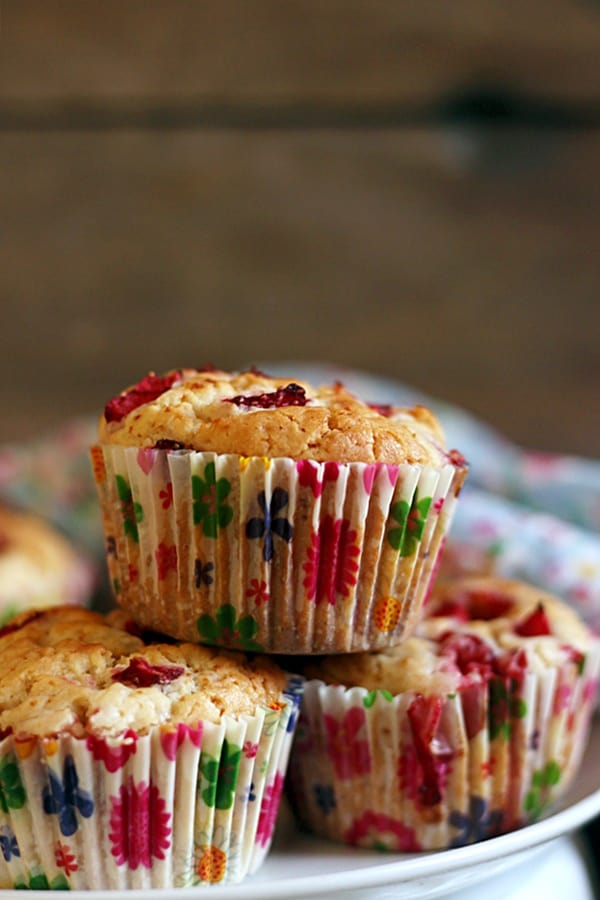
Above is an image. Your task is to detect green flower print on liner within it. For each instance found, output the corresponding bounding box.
[387,495,432,557]
[197,603,263,652]
[363,690,394,709]
[14,871,70,890]
[200,740,242,810]
[192,463,234,538]
[488,677,527,741]
[0,754,26,812]
[116,475,143,543]
[524,760,561,821]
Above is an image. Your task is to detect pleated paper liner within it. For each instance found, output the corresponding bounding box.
[286,642,600,852]
[0,676,303,890]
[91,446,467,653]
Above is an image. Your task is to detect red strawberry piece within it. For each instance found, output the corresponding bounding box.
[430,599,469,622]
[561,645,586,674]
[154,439,186,451]
[494,647,528,685]
[104,371,182,423]
[226,383,308,409]
[439,631,495,681]
[367,402,393,417]
[407,695,447,806]
[112,656,185,687]
[514,603,552,637]
[464,588,514,621]
[447,448,467,467]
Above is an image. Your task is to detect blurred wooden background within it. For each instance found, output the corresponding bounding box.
[0,1,599,456]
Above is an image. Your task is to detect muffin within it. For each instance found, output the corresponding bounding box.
[0,503,93,625]
[287,576,599,851]
[91,367,467,653]
[0,605,302,889]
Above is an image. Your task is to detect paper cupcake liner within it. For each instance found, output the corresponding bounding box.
[0,677,303,889]
[286,645,600,852]
[90,446,466,653]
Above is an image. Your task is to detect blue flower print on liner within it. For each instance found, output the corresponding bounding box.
[42,755,94,837]
[243,782,257,804]
[106,535,117,557]
[246,488,293,562]
[194,559,214,588]
[449,796,503,847]
[314,784,336,816]
[284,675,304,733]
[0,826,19,862]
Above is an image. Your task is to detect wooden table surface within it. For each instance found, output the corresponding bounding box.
[0,2,598,458]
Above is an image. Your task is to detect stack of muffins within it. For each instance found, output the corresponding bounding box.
[0,367,597,891]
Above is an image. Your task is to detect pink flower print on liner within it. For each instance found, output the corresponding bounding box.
[583,678,598,704]
[160,723,203,761]
[136,448,156,476]
[255,771,285,847]
[362,463,398,496]
[323,707,371,780]
[86,730,138,773]
[303,516,360,606]
[396,744,423,804]
[296,460,340,498]
[109,778,172,869]
[155,542,178,580]
[553,682,573,716]
[243,740,259,759]
[344,810,421,852]
[159,482,173,510]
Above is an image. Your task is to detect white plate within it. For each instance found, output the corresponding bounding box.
[1,718,598,899]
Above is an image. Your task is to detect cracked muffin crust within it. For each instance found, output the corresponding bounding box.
[98,368,453,466]
[0,605,286,739]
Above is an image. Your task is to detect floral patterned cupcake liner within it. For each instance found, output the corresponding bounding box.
[90,446,466,654]
[0,677,303,889]
[286,645,600,852]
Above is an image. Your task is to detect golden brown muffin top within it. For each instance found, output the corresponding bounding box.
[98,368,457,466]
[304,576,594,695]
[0,606,286,740]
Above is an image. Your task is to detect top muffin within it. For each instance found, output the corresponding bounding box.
[99,368,454,466]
